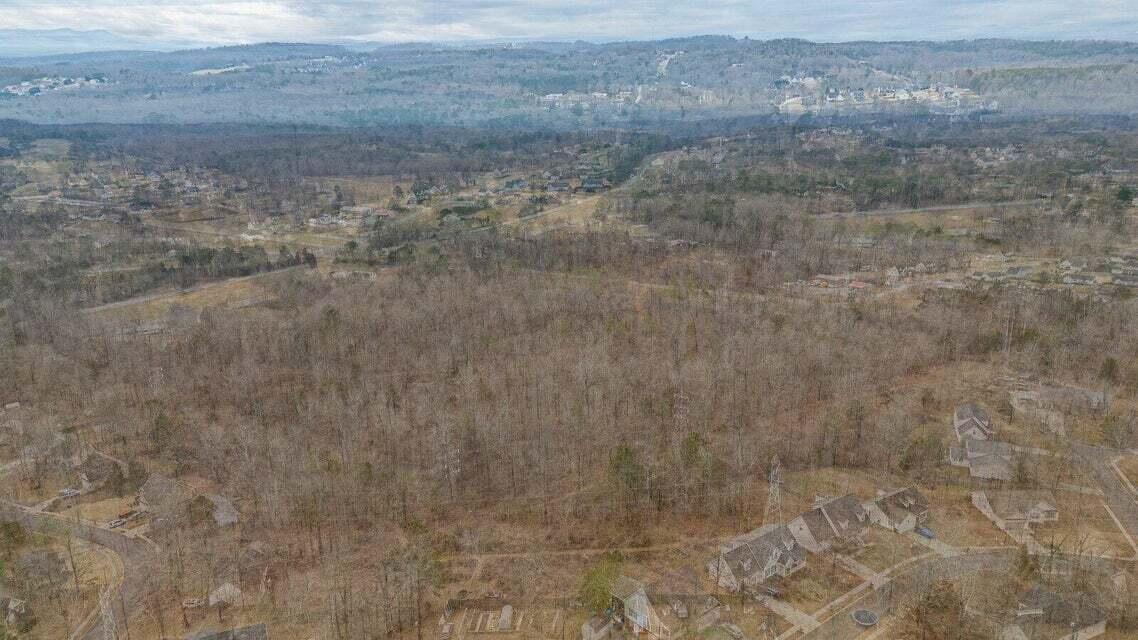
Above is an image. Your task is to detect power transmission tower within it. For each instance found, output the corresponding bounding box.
[763,456,783,526]
[100,588,118,640]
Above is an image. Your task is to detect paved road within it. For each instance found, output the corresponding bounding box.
[0,499,156,640]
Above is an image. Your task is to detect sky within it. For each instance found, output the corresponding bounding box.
[0,0,1136,51]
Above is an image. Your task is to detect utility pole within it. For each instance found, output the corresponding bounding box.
[100,588,118,640]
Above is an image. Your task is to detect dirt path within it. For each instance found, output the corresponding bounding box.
[817,199,1041,219]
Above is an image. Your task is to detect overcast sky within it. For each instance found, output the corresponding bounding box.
[1,0,1136,48]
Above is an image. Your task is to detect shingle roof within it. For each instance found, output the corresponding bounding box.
[797,494,868,545]
[965,439,1012,458]
[874,487,929,523]
[140,474,196,512]
[718,524,804,583]
[954,403,994,439]
[955,404,990,425]
[962,439,1015,480]
[987,490,1057,520]
[1019,586,1105,628]
[206,494,239,527]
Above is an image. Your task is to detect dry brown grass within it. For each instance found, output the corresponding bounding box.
[852,528,925,573]
[923,485,1007,548]
[1034,494,1135,559]
[778,560,863,615]
[1116,455,1138,491]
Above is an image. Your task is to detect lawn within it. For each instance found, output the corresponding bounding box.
[53,495,138,528]
[851,527,925,573]
[922,485,1007,548]
[777,559,863,615]
[1033,494,1135,559]
[723,601,794,638]
[1116,455,1138,493]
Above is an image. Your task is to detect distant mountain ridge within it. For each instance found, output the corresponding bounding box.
[0,29,200,58]
[1,36,1137,127]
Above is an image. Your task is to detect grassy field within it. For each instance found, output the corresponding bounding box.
[83,267,306,324]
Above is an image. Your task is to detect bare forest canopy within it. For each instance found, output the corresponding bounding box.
[1,66,1138,638]
[1,37,1138,128]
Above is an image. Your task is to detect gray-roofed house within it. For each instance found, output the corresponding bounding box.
[708,523,806,592]
[185,623,268,640]
[139,473,196,513]
[983,490,1058,529]
[204,494,239,528]
[954,404,994,441]
[787,494,869,553]
[1013,585,1106,640]
[75,454,119,488]
[949,438,1015,482]
[863,487,930,533]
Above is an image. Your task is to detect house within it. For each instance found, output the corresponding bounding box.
[708,523,806,592]
[610,576,719,640]
[949,438,1015,481]
[1014,585,1106,640]
[75,453,119,488]
[0,598,30,630]
[611,576,673,640]
[580,178,607,192]
[788,494,869,553]
[185,623,268,640]
[954,404,994,441]
[984,490,1059,529]
[863,487,930,533]
[201,494,239,528]
[139,473,196,513]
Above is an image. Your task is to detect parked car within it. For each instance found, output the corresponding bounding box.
[58,487,80,498]
[107,518,126,529]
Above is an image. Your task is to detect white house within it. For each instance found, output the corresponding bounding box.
[708,523,806,592]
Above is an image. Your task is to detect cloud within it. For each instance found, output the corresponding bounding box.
[0,0,1134,48]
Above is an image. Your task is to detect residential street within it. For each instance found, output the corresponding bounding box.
[0,499,156,640]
